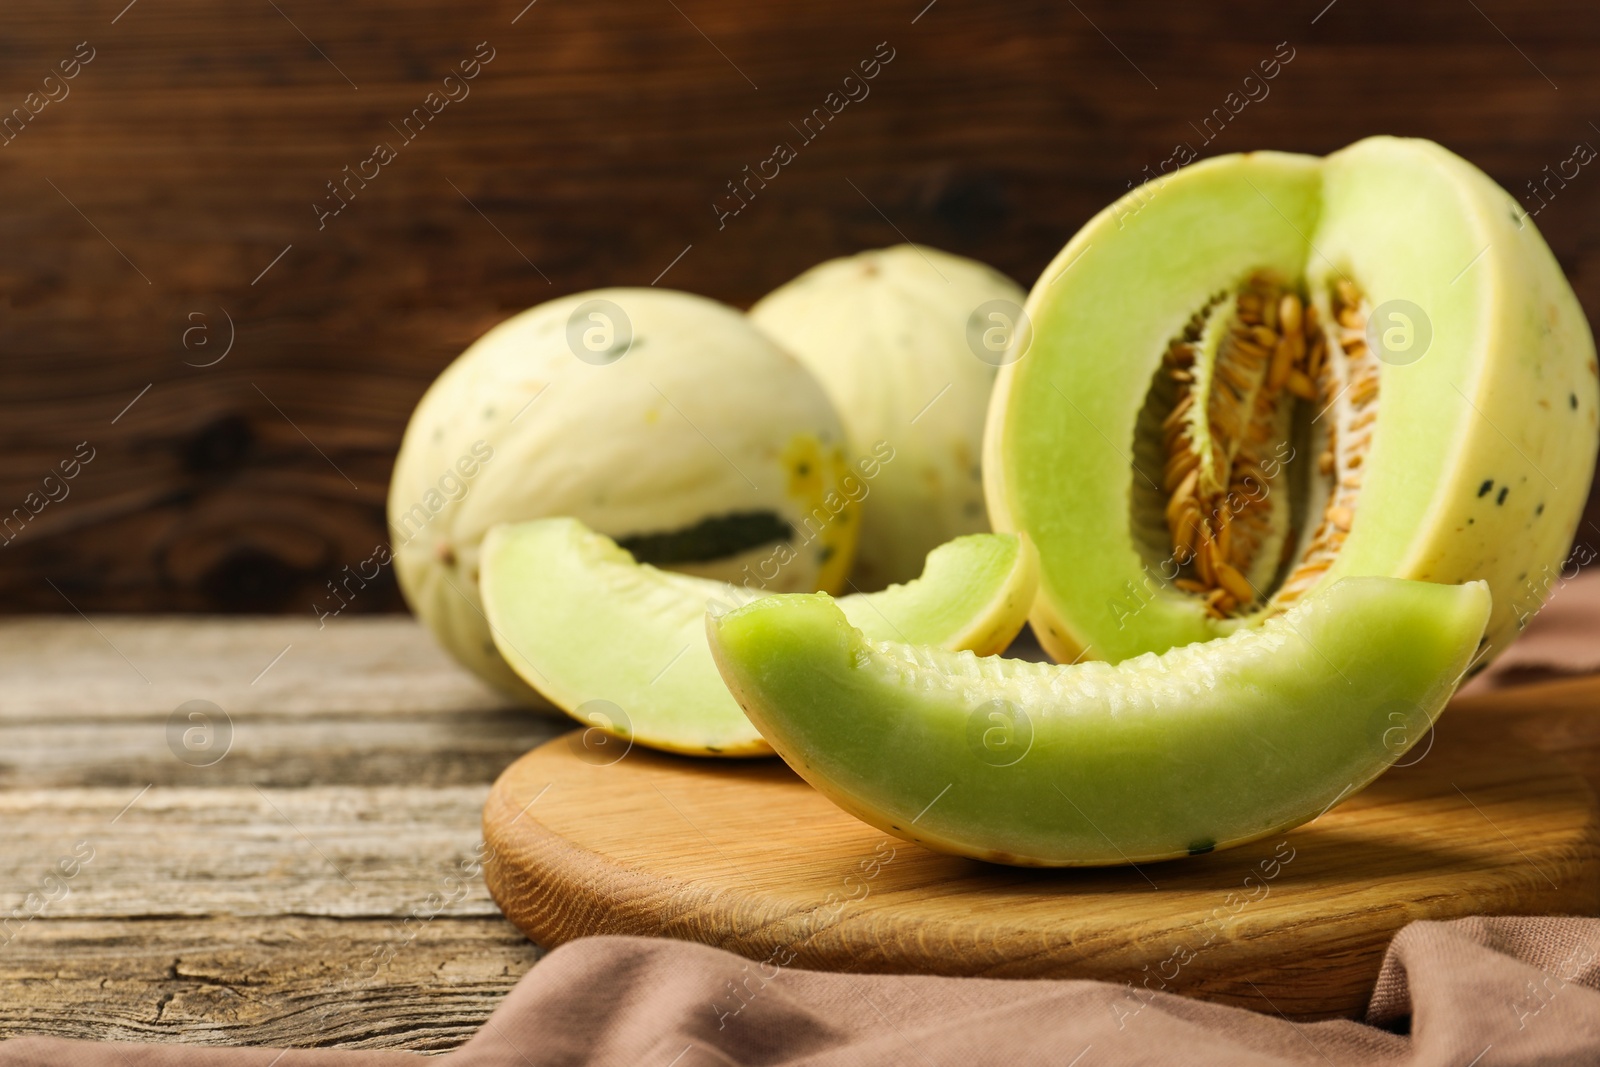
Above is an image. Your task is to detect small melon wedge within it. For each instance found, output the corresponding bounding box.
[480,518,1037,757]
[707,576,1490,865]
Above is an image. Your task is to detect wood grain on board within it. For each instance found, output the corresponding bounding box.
[483,677,1600,1020]
[0,0,1597,614]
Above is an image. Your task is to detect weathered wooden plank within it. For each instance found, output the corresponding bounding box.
[0,786,523,918]
[0,617,563,1050]
[0,710,563,790]
[0,616,567,789]
[0,918,542,1052]
[0,615,539,719]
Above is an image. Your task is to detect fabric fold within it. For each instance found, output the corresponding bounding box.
[7,923,1600,1066]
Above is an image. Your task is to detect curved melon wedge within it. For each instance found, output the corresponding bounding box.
[707,576,1489,865]
[479,518,1036,757]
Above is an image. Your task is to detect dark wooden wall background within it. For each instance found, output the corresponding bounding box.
[1,0,1597,614]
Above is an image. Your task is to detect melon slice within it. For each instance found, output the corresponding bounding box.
[984,137,1598,668]
[707,576,1490,865]
[479,518,1036,757]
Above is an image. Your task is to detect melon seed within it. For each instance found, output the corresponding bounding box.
[1152,274,1379,618]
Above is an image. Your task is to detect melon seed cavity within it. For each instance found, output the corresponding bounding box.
[1143,272,1377,619]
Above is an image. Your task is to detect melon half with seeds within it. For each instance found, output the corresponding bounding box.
[985,137,1599,668]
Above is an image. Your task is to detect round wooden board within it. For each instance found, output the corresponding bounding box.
[483,712,1600,1019]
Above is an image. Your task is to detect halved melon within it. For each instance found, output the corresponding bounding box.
[984,137,1597,667]
[707,576,1490,865]
[480,518,1036,756]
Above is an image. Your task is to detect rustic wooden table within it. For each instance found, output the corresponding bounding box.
[0,616,566,1052]
[2,615,1599,1051]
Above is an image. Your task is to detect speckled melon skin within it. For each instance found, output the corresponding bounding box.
[388,288,857,702]
[985,137,1598,668]
[751,245,1026,590]
[1314,139,1598,664]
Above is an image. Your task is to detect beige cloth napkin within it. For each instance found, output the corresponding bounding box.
[5,570,1599,1065]
[4,921,1600,1066]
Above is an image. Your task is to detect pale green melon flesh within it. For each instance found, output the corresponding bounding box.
[985,137,1598,667]
[479,518,1036,757]
[707,577,1490,866]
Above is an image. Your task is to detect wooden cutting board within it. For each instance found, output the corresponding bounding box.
[482,683,1600,1020]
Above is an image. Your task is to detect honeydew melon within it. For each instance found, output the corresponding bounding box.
[984,137,1598,668]
[480,518,1037,756]
[389,288,859,702]
[751,246,1027,590]
[707,576,1490,865]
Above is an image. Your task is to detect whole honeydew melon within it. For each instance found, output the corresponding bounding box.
[751,245,1027,589]
[389,288,858,701]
